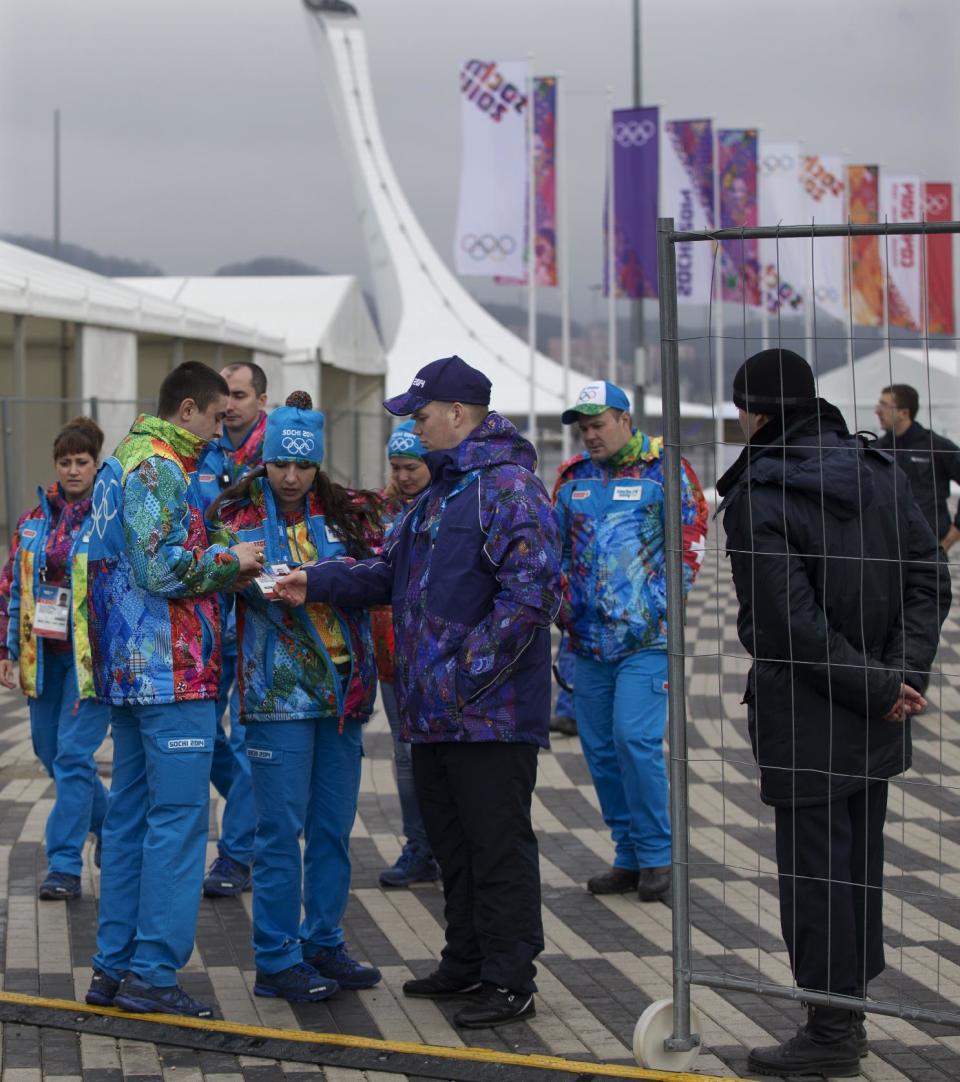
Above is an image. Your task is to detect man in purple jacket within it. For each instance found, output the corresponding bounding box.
[276,356,561,1028]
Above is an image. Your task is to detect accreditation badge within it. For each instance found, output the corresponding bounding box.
[33,585,71,640]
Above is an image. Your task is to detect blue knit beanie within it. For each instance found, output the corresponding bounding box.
[263,392,324,465]
[386,419,425,460]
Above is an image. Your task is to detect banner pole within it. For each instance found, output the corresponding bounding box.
[558,72,572,460]
[607,87,618,384]
[527,58,538,448]
[712,126,724,471]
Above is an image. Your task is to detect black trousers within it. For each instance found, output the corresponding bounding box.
[411,741,544,993]
[774,780,888,996]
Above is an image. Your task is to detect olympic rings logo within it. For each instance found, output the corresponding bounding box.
[761,154,795,176]
[460,233,517,261]
[281,435,315,456]
[613,119,656,148]
[389,432,418,452]
[815,286,840,303]
[90,476,119,539]
[577,385,600,402]
[926,192,950,216]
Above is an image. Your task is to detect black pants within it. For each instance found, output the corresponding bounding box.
[411,741,544,993]
[774,780,888,996]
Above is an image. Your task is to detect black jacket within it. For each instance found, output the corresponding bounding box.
[875,421,960,542]
[718,401,951,807]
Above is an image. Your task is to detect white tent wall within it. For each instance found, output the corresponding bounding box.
[80,326,137,457]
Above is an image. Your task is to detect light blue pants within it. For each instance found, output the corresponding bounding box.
[210,650,255,865]
[555,642,576,719]
[93,700,215,987]
[574,650,671,869]
[380,681,431,856]
[29,650,109,876]
[245,719,363,974]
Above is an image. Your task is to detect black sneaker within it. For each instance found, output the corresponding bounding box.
[403,969,483,999]
[586,867,639,895]
[254,962,338,1002]
[114,974,215,1017]
[202,854,252,897]
[38,871,81,901]
[454,983,535,1028]
[85,969,120,1007]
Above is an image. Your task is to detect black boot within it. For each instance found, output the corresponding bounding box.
[747,1004,861,1077]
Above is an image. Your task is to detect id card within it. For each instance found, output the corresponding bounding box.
[33,585,71,640]
[255,562,296,601]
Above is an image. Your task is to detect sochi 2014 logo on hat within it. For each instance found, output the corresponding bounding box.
[280,428,316,457]
[577,381,605,404]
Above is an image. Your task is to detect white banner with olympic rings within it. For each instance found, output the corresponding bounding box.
[759,142,806,315]
[454,58,530,278]
[801,154,847,322]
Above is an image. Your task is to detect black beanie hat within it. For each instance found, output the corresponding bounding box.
[732,348,816,413]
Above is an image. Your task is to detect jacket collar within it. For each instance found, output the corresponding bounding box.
[130,413,210,470]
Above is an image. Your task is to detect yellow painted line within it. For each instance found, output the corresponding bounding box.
[0,989,747,1082]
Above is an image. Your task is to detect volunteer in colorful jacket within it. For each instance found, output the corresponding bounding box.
[84,362,264,1018]
[375,420,439,889]
[0,417,110,901]
[554,381,708,902]
[210,391,383,1003]
[275,357,562,1029]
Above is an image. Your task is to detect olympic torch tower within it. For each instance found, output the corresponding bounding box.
[302,0,568,423]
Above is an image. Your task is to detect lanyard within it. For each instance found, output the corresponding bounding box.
[411,470,481,542]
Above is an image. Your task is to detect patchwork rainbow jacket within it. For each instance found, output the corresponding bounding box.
[0,484,96,699]
[553,431,708,661]
[87,414,240,705]
[218,478,377,724]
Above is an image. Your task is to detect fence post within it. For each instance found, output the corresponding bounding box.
[656,217,699,1054]
[0,399,16,544]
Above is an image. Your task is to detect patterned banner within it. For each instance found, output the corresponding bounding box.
[758,142,804,313]
[605,106,659,299]
[718,129,760,306]
[663,119,714,306]
[495,76,557,287]
[801,154,846,321]
[847,165,883,327]
[925,182,954,335]
[882,175,922,330]
[454,59,530,278]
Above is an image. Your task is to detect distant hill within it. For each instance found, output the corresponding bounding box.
[215,256,325,276]
[1,233,164,277]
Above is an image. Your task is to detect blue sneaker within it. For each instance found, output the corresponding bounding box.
[114,974,215,1017]
[379,847,440,889]
[85,969,120,1006]
[38,871,81,901]
[306,944,382,990]
[202,854,252,897]
[254,962,339,1002]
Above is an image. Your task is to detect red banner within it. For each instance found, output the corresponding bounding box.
[925,182,954,335]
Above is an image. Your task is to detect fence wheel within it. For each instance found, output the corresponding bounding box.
[633,997,701,1071]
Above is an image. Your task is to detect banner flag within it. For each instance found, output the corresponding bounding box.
[801,154,846,321]
[718,129,760,306]
[605,106,659,298]
[758,142,805,313]
[847,165,883,327]
[454,59,530,278]
[495,76,558,287]
[882,175,922,330]
[925,182,954,335]
[663,119,714,306]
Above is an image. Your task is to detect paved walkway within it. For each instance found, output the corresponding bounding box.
[0,553,958,1080]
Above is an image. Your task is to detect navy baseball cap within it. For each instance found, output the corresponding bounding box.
[383,355,492,417]
[561,380,631,424]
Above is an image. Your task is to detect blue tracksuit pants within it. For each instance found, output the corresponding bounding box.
[245,718,362,974]
[210,649,256,865]
[574,650,671,869]
[93,700,215,987]
[29,650,109,876]
[380,681,431,857]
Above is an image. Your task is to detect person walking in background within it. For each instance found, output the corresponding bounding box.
[275,356,562,1028]
[84,361,263,1018]
[875,383,960,554]
[375,420,440,889]
[210,391,384,1002]
[554,380,707,902]
[0,417,110,901]
[720,349,950,1076]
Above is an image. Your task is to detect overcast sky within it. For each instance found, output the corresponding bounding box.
[1,0,956,324]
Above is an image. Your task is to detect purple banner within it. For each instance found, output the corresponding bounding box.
[605,106,659,299]
[718,128,760,306]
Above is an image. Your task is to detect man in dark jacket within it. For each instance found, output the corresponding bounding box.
[275,356,562,1028]
[718,349,950,1077]
[875,383,960,552]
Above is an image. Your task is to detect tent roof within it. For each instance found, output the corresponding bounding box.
[0,241,284,353]
[120,276,386,377]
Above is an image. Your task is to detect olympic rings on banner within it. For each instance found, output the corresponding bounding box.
[815,286,840,304]
[459,234,518,261]
[281,435,316,456]
[761,154,795,176]
[926,192,950,216]
[613,119,656,148]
